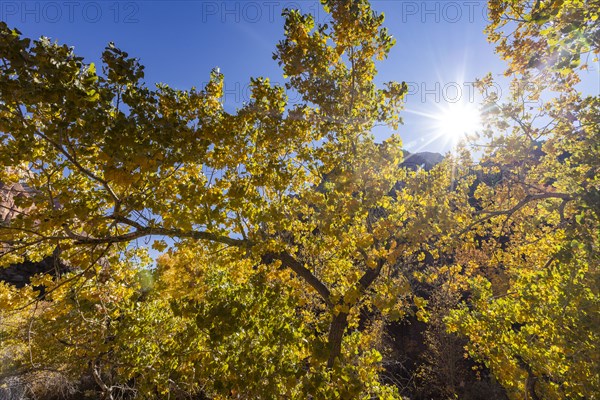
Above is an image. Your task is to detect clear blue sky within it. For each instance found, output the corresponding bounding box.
[3,1,598,153]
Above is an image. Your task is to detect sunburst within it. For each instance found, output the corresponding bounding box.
[433,102,482,141]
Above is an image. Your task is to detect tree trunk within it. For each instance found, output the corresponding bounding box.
[325,260,384,368]
[326,312,349,368]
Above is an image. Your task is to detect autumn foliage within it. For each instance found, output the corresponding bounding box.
[0,0,598,399]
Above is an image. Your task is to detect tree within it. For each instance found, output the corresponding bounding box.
[486,0,599,79]
[2,0,596,398]
[447,1,599,398]
[0,0,475,397]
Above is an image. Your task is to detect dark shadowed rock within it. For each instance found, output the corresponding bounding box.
[1,181,68,287]
[0,255,67,288]
[0,181,37,225]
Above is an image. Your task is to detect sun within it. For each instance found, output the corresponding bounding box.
[434,102,482,140]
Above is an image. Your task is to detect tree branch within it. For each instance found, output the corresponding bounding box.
[33,130,121,205]
[357,258,384,292]
[462,192,573,235]
[62,224,247,248]
[263,251,332,307]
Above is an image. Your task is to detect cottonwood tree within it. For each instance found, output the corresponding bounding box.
[4,1,595,398]
[447,1,599,398]
[0,1,475,398]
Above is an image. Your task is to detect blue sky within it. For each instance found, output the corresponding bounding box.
[3,1,598,153]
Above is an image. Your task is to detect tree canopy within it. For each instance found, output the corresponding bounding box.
[0,0,598,399]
